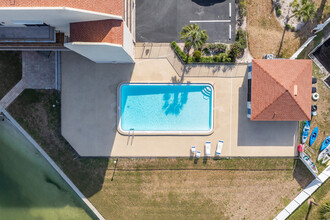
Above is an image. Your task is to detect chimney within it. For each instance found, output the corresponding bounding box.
[294,85,298,96]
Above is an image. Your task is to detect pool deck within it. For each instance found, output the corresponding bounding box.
[61,51,298,157]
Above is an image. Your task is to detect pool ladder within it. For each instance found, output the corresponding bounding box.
[128,128,134,145]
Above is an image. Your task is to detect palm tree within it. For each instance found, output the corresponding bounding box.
[290,0,316,21]
[277,0,316,56]
[180,24,208,55]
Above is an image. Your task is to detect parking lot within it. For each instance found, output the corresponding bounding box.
[136,0,236,43]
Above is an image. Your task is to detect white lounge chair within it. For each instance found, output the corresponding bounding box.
[191,146,196,155]
[196,151,201,158]
[216,140,223,155]
[205,141,211,156]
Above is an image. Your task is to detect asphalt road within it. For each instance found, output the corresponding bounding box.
[136,0,236,43]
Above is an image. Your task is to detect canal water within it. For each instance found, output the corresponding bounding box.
[0,118,96,219]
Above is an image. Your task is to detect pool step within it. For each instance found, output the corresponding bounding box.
[201,86,212,99]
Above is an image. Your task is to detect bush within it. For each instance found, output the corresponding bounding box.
[184,40,192,49]
[219,53,232,62]
[236,29,247,49]
[207,43,217,50]
[202,47,210,55]
[193,50,201,61]
[291,26,296,32]
[285,24,291,30]
[276,8,282,16]
[171,41,187,62]
[215,44,227,53]
[228,42,243,61]
[239,0,247,17]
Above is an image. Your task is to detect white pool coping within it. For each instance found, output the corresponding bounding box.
[117,82,214,136]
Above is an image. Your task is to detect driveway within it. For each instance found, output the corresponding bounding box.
[136,0,236,43]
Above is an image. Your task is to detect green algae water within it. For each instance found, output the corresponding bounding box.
[0,118,97,220]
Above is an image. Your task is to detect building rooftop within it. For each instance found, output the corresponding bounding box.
[251,59,312,121]
[70,20,123,45]
[0,0,123,16]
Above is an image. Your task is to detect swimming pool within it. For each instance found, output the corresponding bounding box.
[118,83,214,135]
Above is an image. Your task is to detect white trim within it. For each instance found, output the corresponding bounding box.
[65,42,123,47]
[0,7,123,21]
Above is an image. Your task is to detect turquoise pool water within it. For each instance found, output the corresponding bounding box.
[0,118,96,219]
[119,83,213,133]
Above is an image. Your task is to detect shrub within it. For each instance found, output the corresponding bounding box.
[193,50,201,61]
[219,53,232,62]
[208,43,217,50]
[291,26,296,32]
[276,8,282,16]
[202,47,210,55]
[171,41,187,62]
[215,44,227,53]
[236,29,247,49]
[239,0,247,17]
[285,24,291,30]
[184,40,192,49]
[228,42,243,61]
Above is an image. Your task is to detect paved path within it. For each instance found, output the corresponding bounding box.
[0,80,25,108]
[0,51,57,109]
[135,43,247,78]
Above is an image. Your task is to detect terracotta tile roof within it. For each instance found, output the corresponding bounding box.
[70,20,123,45]
[251,59,312,121]
[0,0,123,16]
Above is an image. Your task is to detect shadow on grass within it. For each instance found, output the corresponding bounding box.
[292,160,315,189]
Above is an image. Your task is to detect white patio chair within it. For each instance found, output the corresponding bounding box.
[205,141,211,156]
[196,151,201,158]
[191,146,196,156]
[216,140,223,155]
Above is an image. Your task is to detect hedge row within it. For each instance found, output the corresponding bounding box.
[171,29,247,64]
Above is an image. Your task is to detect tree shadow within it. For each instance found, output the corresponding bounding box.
[292,160,315,189]
[191,0,226,7]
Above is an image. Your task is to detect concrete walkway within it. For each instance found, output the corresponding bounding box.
[135,43,247,78]
[0,80,25,108]
[0,51,57,109]
[274,165,330,220]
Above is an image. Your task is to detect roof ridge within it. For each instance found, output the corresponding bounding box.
[255,60,287,91]
[288,61,311,118]
[251,60,286,120]
[252,90,288,120]
[286,91,310,119]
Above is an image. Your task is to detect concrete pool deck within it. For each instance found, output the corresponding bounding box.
[61,51,298,157]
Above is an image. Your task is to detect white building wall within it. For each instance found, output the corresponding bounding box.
[122,21,135,62]
[0,7,122,35]
[64,42,134,63]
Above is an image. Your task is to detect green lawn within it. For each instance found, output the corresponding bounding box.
[0,51,22,99]
[8,89,314,219]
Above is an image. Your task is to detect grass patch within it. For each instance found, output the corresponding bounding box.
[8,90,313,219]
[0,51,22,99]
